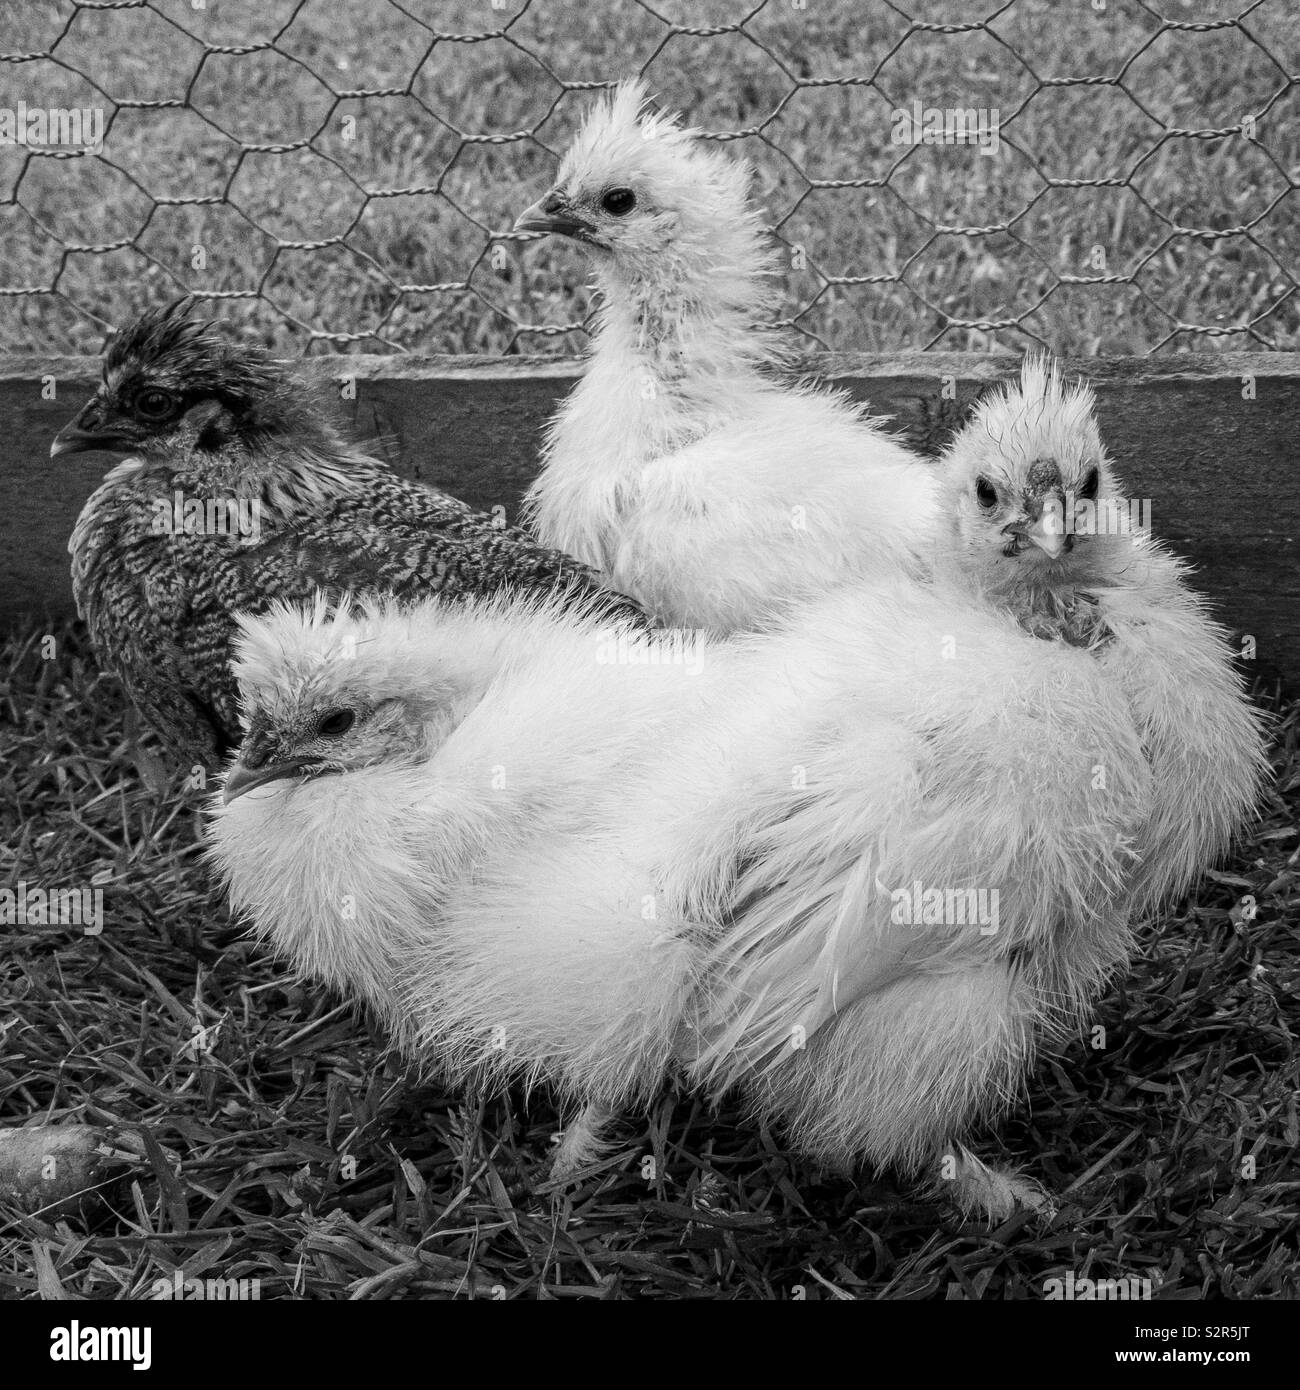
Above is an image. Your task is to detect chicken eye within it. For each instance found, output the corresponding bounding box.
[601,188,636,217]
[1078,467,1100,500]
[134,387,179,422]
[316,708,355,738]
[975,476,999,510]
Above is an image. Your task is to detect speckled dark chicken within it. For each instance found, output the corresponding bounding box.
[55,298,645,766]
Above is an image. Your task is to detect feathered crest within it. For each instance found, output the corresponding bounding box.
[105,295,281,402]
[968,353,1102,457]
[558,77,757,233]
[231,589,615,715]
[562,78,696,169]
[234,593,366,685]
[937,352,1109,504]
[106,296,213,371]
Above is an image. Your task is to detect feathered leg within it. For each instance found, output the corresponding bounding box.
[932,1140,1056,1223]
[548,1102,619,1183]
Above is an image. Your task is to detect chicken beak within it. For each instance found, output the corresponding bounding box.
[50,403,129,458]
[222,756,320,805]
[513,191,597,241]
[1026,496,1068,559]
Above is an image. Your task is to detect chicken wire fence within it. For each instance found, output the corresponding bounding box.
[1,0,1297,357]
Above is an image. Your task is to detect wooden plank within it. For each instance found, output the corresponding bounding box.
[3,352,1296,688]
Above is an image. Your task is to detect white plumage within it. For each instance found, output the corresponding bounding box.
[210,595,699,1115]
[675,580,1152,1215]
[516,79,938,633]
[210,573,1151,1217]
[934,354,1269,919]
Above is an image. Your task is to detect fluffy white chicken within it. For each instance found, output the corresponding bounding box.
[210,576,1151,1218]
[933,355,1269,918]
[209,595,698,1130]
[515,79,938,632]
[675,580,1153,1217]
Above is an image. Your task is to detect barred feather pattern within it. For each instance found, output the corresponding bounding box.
[66,302,644,764]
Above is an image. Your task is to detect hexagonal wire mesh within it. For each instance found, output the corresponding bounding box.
[1,0,1296,356]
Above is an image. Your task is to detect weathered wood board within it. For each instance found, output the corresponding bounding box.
[1,352,1296,687]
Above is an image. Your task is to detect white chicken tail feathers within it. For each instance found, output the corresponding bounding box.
[737,962,1039,1174]
[685,629,1151,1095]
[1090,553,1272,916]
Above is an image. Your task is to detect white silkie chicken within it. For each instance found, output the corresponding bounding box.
[209,576,1152,1219]
[210,594,700,1140]
[515,79,938,632]
[933,355,1269,919]
[675,584,1154,1219]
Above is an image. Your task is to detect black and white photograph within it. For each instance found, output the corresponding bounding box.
[0,0,1296,1340]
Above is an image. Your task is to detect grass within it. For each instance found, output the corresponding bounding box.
[1,0,1298,357]
[1,625,1297,1299]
